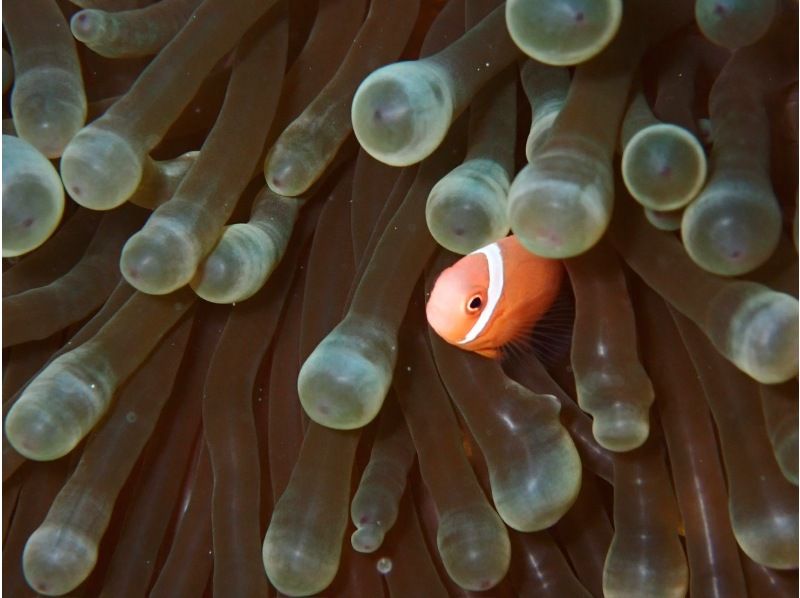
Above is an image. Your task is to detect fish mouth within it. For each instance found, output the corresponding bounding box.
[425,299,457,343]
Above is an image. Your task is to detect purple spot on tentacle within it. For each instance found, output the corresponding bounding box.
[374,108,388,123]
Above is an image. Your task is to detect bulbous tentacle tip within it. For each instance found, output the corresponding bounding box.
[352,61,454,166]
[2,134,65,257]
[493,435,583,531]
[60,126,143,210]
[592,414,650,453]
[622,124,707,211]
[298,317,397,430]
[506,0,623,66]
[191,224,277,304]
[681,181,782,277]
[695,0,778,49]
[508,157,613,259]
[5,403,66,461]
[23,526,98,597]
[733,511,800,570]
[351,526,384,553]
[437,503,511,591]
[426,159,511,254]
[70,10,105,43]
[262,517,340,597]
[297,342,386,430]
[11,67,87,159]
[120,222,199,295]
[265,145,315,197]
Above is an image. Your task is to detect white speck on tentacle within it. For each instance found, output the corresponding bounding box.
[376,557,393,574]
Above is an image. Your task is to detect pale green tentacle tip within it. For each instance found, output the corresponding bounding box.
[23,526,98,596]
[506,0,623,66]
[695,0,777,49]
[602,539,689,598]
[622,124,707,211]
[11,67,87,158]
[508,157,612,258]
[351,525,385,553]
[120,220,201,295]
[2,134,65,257]
[70,9,109,46]
[298,317,396,430]
[60,125,143,209]
[591,402,651,452]
[191,224,279,304]
[493,431,582,531]
[681,179,781,276]
[579,369,654,451]
[4,398,71,461]
[426,159,510,255]
[731,506,799,570]
[644,207,682,231]
[5,352,111,461]
[264,142,316,197]
[437,503,511,591]
[721,290,799,384]
[262,524,339,597]
[352,61,455,166]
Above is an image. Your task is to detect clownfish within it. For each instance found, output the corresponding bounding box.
[426,235,563,359]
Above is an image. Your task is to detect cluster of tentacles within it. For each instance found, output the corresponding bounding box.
[2,0,798,596]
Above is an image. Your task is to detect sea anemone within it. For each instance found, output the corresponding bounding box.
[2,0,798,596]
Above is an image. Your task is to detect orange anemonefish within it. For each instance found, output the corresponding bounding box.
[426,235,563,359]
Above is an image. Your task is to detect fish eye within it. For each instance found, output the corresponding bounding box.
[466,295,483,313]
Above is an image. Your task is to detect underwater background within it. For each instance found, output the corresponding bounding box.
[2,0,798,595]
